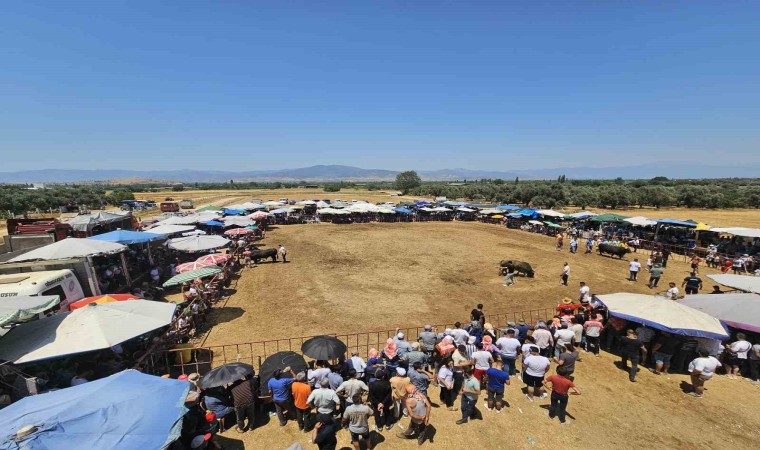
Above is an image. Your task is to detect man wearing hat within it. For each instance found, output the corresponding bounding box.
[390,367,411,420]
[393,330,412,357]
[516,319,530,343]
[418,325,438,369]
[556,297,582,317]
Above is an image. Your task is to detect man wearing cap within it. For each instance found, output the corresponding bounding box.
[403,342,428,369]
[307,378,341,421]
[393,330,412,357]
[418,325,438,369]
[515,319,530,343]
[390,367,411,420]
[291,372,312,432]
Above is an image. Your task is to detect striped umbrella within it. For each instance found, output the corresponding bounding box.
[162,267,222,287]
[176,261,215,273]
[224,228,254,236]
[195,253,231,266]
[249,211,269,220]
[69,294,141,310]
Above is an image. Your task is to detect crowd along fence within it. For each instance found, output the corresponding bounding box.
[142,307,556,377]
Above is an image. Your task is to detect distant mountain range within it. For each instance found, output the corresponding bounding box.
[1,163,758,183]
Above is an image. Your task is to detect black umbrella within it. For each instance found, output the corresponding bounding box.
[300,335,347,361]
[199,362,254,389]
[259,351,308,396]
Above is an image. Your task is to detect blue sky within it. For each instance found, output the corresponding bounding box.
[1,1,759,171]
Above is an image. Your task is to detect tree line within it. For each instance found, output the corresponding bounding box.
[0,185,134,216]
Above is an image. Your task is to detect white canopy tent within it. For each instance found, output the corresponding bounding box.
[432,207,452,212]
[166,235,230,252]
[0,300,176,364]
[146,225,196,236]
[263,201,285,207]
[222,217,256,227]
[317,208,350,215]
[478,209,502,215]
[709,227,760,238]
[8,238,127,262]
[315,201,330,208]
[706,274,760,294]
[567,211,598,219]
[154,215,199,226]
[456,207,476,212]
[537,209,565,218]
[528,220,544,226]
[677,294,760,333]
[624,216,658,227]
[597,293,728,339]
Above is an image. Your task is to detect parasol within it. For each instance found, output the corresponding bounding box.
[301,335,347,360]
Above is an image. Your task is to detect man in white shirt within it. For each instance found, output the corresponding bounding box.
[470,343,494,382]
[495,329,521,376]
[553,324,576,358]
[726,333,752,379]
[578,282,591,303]
[522,346,550,401]
[278,244,287,263]
[688,350,722,398]
[628,258,642,281]
[560,262,570,286]
[450,322,470,346]
[531,323,554,358]
[666,282,680,300]
[349,352,367,379]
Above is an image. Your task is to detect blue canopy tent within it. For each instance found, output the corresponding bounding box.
[496,205,521,211]
[222,208,245,216]
[443,201,468,207]
[202,220,225,227]
[515,208,539,219]
[656,219,697,228]
[88,230,165,244]
[0,370,189,450]
[415,201,431,206]
[394,207,413,214]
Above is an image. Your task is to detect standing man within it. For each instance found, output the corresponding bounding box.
[307,378,341,421]
[532,323,554,359]
[456,368,482,425]
[278,244,287,263]
[578,281,590,303]
[408,362,434,400]
[619,330,647,382]
[585,237,594,254]
[336,369,369,409]
[470,343,494,382]
[470,304,486,327]
[651,331,678,375]
[343,394,374,450]
[543,366,580,424]
[628,258,642,281]
[583,314,604,357]
[661,248,671,268]
[569,237,578,254]
[398,385,431,445]
[495,329,521,376]
[688,350,722,398]
[230,372,259,433]
[648,264,664,289]
[522,346,550,401]
[418,325,438,368]
[682,272,703,295]
[267,367,296,426]
[484,360,510,413]
[560,262,570,286]
[291,372,312,432]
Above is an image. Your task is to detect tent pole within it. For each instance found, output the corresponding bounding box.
[120,253,132,287]
[85,256,101,296]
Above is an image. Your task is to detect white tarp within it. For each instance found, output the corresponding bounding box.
[222,217,256,227]
[597,293,728,340]
[528,220,544,225]
[0,300,176,364]
[154,215,199,226]
[677,294,760,333]
[457,207,476,212]
[297,200,316,205]
[315,201,330,208]
[706,274,760,294]
[66,212,132,233]
[624,216,658,227]
[567,211,598,218]
[709,227,760,238]
[146,225,196,235]
[263,201,284,207]
[167,235,230,252]
[537,209,565,218]
[8,238,127,262]
[432,207,452,212]
[317,208,350,215]
[478,209,502,215]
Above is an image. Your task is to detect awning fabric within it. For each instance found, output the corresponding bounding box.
[8,238,127,262]
[0,370,189,450]
[677,294,760,333]
[0,295,60,327]
[162,266,222,287]
[66,212,132,233]
[596,293,728,340]
[709,227,760,238]
[624,216,658,227]
[496,205,521,211]
[166,235,230,252]
[656,219,697,227]
[146,225,196,235]
[706,274,760,294]
[88,230,164,244]
[590,213,629,222]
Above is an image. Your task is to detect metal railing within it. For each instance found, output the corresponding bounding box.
[142,307,555,377]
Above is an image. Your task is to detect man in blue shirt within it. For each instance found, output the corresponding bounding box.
[516,318,531,343]
[484,360,510,412]
[268,367,295,426]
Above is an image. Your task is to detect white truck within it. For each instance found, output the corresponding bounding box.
[0,269,85,311]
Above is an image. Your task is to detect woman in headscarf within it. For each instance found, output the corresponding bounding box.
[383,338,400,376]
[482,323,497,342]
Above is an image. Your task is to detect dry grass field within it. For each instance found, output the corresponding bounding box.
[201,221,760,450]
[593,207,760,228]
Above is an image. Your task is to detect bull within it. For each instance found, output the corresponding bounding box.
[251,248,278,264]
[597,243,631,259]
[499,260,535,278]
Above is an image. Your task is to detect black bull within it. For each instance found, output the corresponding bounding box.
[499,260,535,278]
[597,243,631,259]
[251,248,278,263]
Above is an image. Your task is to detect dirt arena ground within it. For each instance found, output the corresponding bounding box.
[200,221,760,450]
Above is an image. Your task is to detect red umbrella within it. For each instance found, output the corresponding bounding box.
[224,228,254,236]
[249,211,269,220]
[69,294,141,310]
[196,253,231,266]
[176,261,215,273]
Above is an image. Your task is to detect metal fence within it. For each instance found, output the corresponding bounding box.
[142,307,555,377]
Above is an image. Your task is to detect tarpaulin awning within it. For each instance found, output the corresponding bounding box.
[222,217,256,227]
[694,222,711,231]
[677,294,760,333]
[8,238,127,262]
[162,266,222,287]
[393,207,412,214]
[0,301,176,364]
[590,213,629,222]
[68,294,141,310]
[478,209,502,215]
[496,205,521,211]
[66,212,132,233]
[567,211,598,219]
[166,235,230,253]
[709,227,760,238]
[0,370,189,450]
[88,230,165,244]
[596,293,728,340]
[146,225,196,235]
[544,221,563,228]
[528,220,544,225]
[624,216,658,227]
[0,295,60,327]
[706,274,760,294]
[443,201,468,207]
[153,215,199,226]
[656,218,697,227]
[506,213,523,218]
[537,209,565,218]
[222,208,245,216]
[202,220,225,227]
[456,207,476,212]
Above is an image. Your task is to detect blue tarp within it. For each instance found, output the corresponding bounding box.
[0,370,189,450]
[443,201,468,207]
[514,209,539,219]
[415,201,431,206]
[87,230,165,244]
[656,219,697,227]
[394,207,413,214]
[496,205,521,211]
[202,220,225,227]
[222,208,245,216]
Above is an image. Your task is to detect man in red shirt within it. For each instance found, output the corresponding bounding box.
[543,366,581,424]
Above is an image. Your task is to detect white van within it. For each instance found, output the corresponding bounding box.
[0,269,85,311]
